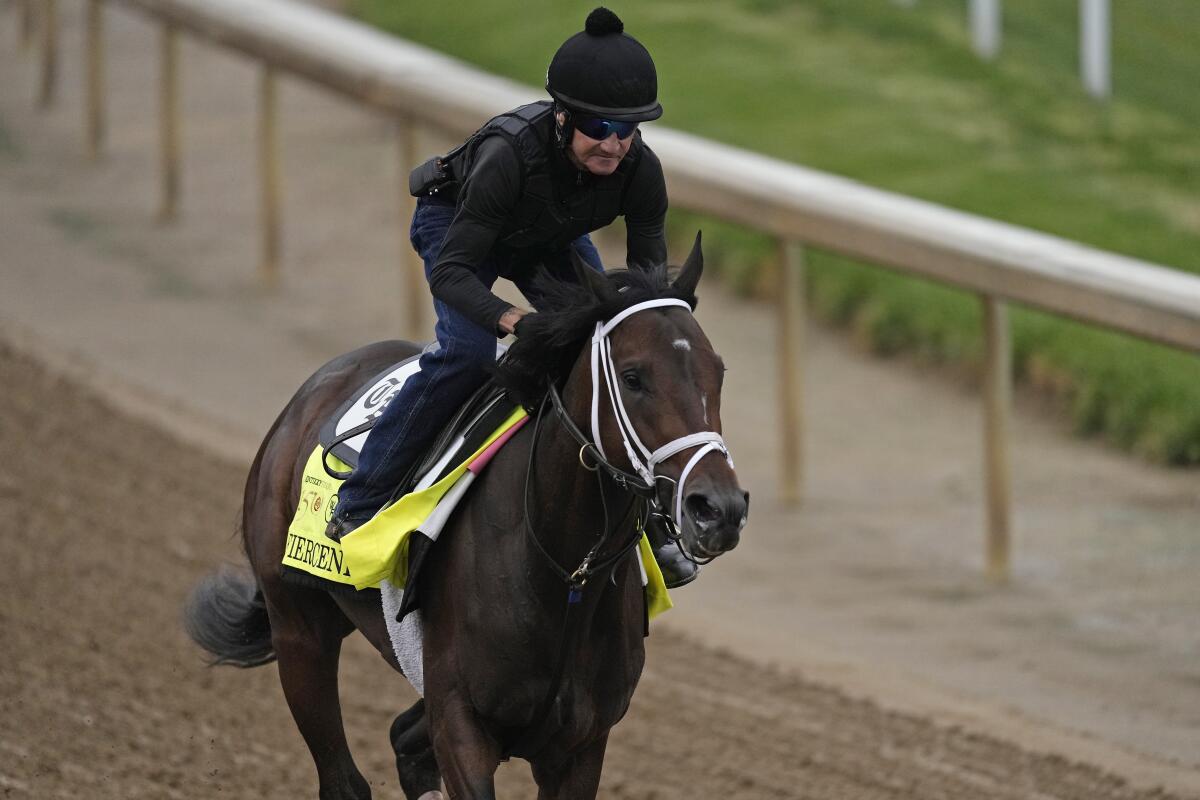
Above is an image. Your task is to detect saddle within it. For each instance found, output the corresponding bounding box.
[317,352,517,499]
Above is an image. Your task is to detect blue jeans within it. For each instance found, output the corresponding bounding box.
[333,197,603,522]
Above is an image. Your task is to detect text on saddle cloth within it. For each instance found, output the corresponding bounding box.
[284,406,529,591]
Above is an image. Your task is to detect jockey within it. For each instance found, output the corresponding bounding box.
[327,7,698,586]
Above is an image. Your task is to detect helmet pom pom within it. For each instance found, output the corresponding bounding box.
[585,7,624,36]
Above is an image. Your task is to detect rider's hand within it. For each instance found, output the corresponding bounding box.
[512,311,537,338]
[499,307,531,336]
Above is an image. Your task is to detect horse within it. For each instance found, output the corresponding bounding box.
[183,235,749,800]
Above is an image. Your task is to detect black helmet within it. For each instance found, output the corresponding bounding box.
[546,8,662,123]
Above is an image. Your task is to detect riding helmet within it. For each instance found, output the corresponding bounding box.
[546,7,663,122]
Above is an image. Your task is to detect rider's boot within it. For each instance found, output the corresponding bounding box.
[646,516,700,588]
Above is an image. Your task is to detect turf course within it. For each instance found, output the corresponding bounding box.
[352,0,1200,465]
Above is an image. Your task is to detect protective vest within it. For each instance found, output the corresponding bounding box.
[447,101,643,256]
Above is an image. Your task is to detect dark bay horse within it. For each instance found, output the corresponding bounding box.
[184,236,748,799]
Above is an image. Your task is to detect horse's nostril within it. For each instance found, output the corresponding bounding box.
[684,493,722,527]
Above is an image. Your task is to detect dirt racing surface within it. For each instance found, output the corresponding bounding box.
[0,343,1189,800]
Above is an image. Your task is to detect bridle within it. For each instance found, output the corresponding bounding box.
[526,297,736,597]
[588,298,734,544]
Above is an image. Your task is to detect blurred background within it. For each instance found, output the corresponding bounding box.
[1,1,1197,797]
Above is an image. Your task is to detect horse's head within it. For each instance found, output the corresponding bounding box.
[495,234,749,561]
[569,235,749,560]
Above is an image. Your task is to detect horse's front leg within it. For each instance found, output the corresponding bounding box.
[530,733,609,800]
[427,693,502,800]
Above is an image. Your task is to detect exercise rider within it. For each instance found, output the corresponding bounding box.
[326,7,698,586]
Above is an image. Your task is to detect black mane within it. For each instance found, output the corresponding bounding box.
[491,265,697,408]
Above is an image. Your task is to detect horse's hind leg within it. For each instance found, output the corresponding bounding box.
[325,592,442,798]
[266,584,371,799]
[390,699,442,799]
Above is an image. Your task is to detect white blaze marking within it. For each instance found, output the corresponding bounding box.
[702,393,709,425]
[672,338,691,352]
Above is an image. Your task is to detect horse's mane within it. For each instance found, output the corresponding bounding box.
[491,264,698,408]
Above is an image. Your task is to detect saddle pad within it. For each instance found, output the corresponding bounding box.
[283,407,529,588]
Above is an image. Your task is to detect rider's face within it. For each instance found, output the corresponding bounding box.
[559,113,633,176]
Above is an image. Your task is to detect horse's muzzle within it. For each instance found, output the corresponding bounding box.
[683,486,749,555]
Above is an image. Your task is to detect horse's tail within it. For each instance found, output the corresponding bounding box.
[183,566,276,668]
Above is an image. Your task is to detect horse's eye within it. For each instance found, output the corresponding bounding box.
[622,370,643,392]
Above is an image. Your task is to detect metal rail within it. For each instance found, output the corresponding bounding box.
[23,0,1200,579]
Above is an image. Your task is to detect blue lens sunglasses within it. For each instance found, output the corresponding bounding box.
[573,114,639,141]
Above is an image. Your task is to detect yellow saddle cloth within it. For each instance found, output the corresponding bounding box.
[282,406,672,619]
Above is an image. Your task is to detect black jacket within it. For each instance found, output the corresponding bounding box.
[427,101,668,335]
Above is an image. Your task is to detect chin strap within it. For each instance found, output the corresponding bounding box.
[588,299,735,532]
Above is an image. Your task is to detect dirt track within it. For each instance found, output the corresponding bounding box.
[1,344,1188,800]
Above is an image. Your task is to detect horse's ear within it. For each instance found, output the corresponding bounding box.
[570,247,610,299]
[672,231,703,298]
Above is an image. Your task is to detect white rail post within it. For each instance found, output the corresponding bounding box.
[397,116,425,340]
[258,65,282,288]
[777,240,807,505]
[158,23,180,223]
[981,295,1012,582]
[85,0,105,160]
[38,0,57,108]
[1080,0,1111,100]
[969,0,1001,61]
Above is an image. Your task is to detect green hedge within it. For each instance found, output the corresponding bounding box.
[352,0,1200,465]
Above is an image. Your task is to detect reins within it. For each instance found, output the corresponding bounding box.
[523,389,648,599]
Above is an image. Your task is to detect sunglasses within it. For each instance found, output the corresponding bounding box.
[573,115,639,141]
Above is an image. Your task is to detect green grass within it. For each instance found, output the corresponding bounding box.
[351,0,1200,465]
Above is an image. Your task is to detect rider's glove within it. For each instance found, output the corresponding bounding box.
[513,313,537,338]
